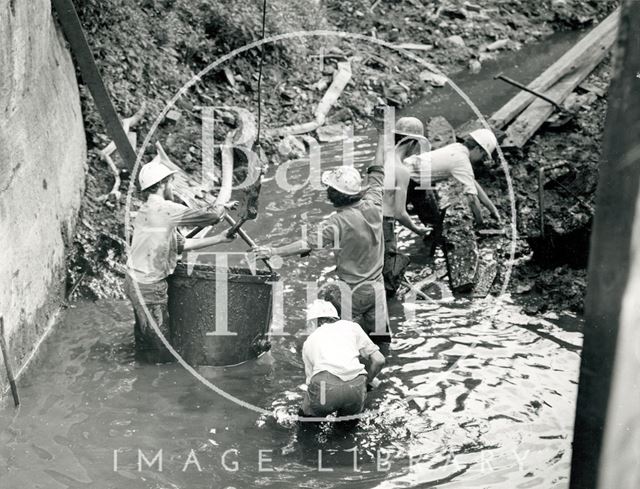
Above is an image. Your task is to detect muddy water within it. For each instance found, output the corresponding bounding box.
[1,31,586,489]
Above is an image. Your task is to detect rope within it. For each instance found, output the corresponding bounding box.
[256,0,268,145]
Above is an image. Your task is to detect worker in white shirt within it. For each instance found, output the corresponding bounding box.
[300,299,386,418]
[403,128,502,226]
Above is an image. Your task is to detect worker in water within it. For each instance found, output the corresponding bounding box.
[252,153,390,344]
[380,117,430,295]
[300,299,385,418]
[403,128,502,227]
[125,155,235,362]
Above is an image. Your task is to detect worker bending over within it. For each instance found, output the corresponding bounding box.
[301,300,385,418]
[404,128,502,227]
[126,156,234,362]
[253,156,390,343]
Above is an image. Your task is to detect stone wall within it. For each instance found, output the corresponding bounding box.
[0,0,86,391]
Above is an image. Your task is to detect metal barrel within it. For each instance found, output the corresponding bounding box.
[168,262,279,366]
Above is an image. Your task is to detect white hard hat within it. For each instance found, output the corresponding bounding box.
[306,299,339,321]
[138,155,176,191]
[321,166,363,195]
[468,129,498,158]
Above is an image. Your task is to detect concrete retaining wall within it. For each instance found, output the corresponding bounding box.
[0,0,87,392]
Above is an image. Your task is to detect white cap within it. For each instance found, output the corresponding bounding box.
[321,166,363,195]
[138,155,176,191]
[306,299,339,321]
[468,129,498,158]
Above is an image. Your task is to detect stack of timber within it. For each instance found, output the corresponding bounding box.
[458,8,619,147]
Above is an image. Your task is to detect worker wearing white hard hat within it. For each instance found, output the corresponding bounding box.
[402,127,502,228]
[253,141,392,346]
[125,153,235,362]
[300,299,386,418]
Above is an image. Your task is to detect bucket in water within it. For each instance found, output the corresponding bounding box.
[168,262,279,366]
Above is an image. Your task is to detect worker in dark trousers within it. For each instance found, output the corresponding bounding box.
[300,300,385,418]
[253,154,390,344]
[126,155,234,362]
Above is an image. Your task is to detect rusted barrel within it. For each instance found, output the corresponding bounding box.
[168,262,279,366]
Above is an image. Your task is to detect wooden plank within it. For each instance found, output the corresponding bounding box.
[489,8,619,130]
[52,0,138,170]
[501,37,611,149]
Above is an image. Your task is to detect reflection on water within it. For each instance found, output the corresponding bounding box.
[0,297,581,489]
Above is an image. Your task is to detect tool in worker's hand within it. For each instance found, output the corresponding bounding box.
[494,73,576,127]
[0,317,20,407]
[224,214,273,273]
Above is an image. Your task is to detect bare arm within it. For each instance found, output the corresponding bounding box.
[182,229,234,251]
[466,194,484,226]
[254,238,311,259]
[474,181,501,222]
[366,351,385,384]
[394,165,427,236]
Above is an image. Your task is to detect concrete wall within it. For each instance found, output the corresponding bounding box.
[0,0,87,391]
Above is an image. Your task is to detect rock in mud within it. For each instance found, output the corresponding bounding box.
[446,35,466,48]
[316,123,350,142]
[427,116,456,149]
[468,59,482,74]
[277,135,306,159]
[419,70,448,87]
[483,39,510,51]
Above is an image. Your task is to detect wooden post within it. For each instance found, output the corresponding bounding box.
[0,318,20,407]
[570,1,640,488]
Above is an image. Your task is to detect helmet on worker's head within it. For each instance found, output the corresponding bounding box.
[394,117,429,146]
[468,129,498,158]
[321,166,363,195]
[138,155,176,191]
[306,299,339,321]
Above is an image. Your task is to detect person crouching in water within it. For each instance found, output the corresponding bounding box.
[126,156,235,362]
[253,159,390,344]
[300,300,385,418]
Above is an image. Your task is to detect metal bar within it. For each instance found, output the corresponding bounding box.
[0,318,20,407]
[538,167,546,238]
[185,216,273,273]
[51,0,137,170]
[495,73,564,111]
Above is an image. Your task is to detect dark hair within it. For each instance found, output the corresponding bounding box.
[319,283,343,316]
[326,186,364,207]
[463,137,481,152]
[317,317,336,327]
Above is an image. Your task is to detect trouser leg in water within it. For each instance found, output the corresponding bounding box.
[124,275,174,363]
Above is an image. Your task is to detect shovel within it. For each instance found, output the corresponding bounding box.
[494,73,576,127]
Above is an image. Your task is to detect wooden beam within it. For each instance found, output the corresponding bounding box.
[490,8,619,130]
[569,1,640,487]
[52,0,138,170]
[501,37,611,148]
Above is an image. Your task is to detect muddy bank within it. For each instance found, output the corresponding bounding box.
[66,0,617,312]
